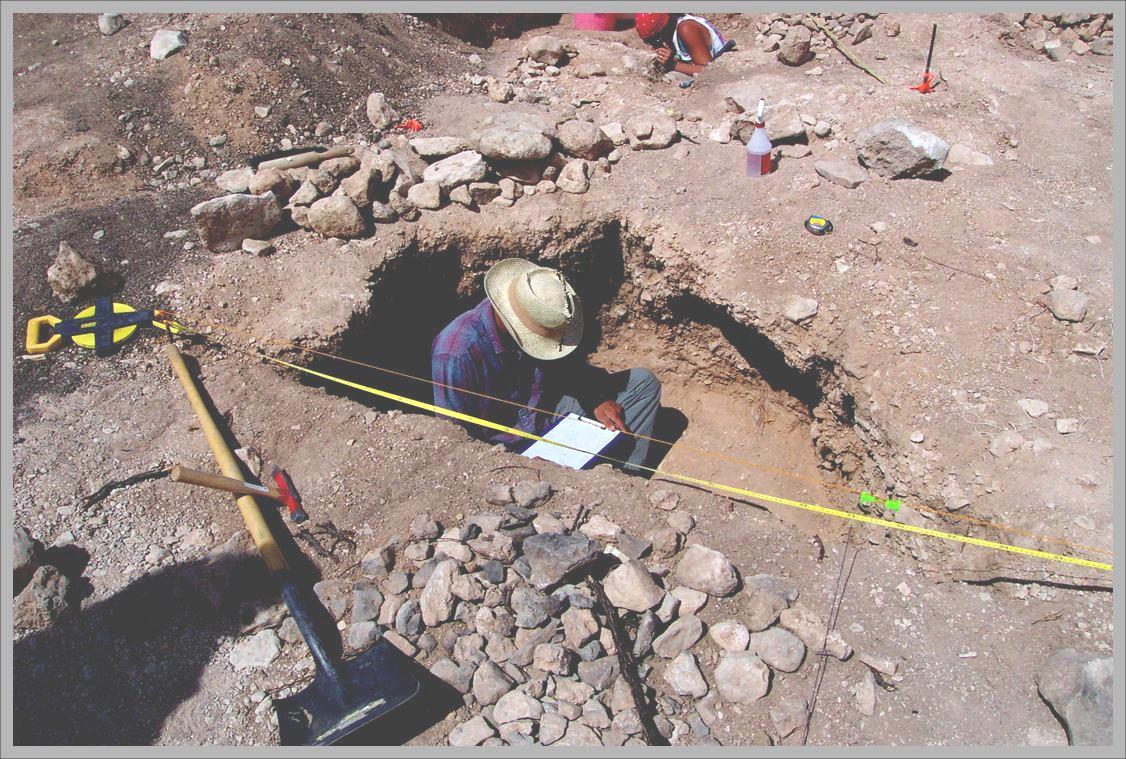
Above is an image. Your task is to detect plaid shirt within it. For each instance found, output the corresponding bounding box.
[431,298,606,447]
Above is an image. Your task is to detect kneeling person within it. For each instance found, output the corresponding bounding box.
[431,258,661,471]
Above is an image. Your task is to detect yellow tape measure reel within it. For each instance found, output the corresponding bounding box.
[70,302,140,350]
[25,300,186,355]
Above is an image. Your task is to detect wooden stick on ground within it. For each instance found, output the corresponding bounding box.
[809,15,888,84]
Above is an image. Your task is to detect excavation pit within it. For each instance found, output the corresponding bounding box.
[301,215,866,536]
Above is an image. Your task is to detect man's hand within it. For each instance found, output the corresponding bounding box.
[654,46,673,69]
[594,400,630,433]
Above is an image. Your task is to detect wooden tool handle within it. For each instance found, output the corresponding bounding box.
[170,465,280,500]
[256,145,354,171]
[165,343,288,574]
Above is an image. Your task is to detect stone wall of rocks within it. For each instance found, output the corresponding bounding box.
[13,526,76,631]
[753,13,889,65]
[194,105,678,252]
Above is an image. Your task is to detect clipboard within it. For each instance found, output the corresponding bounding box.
[521,413,621,470]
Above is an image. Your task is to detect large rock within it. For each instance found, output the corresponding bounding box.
[493,690,543,723]
[603,559,664,612]
[734,102,805,145]
[675,545,738,596]
[422,150,488,190]
[783,295,819,324]
[478,125,554,162]
[420,559,460,626]
[191,192,281,252]
[229,629,282,670]
[708,619,750,652]
[525,35,566,65]
[510,585,560,628]
[856,118,949,178]
[14,527,43,594]
[770,696,809,738]
[652,614,705,658]
[468,182,502,205]
[216,166,254,194]
[663,652,708,697]
[47,241,100,302]
[430,657,476,694]
[306,196,367,238]
[522,532,602,589]
[247,168,297,201]
[407,180,443,210]
[749,627,806,672]
[556,159,590,194]
[744,574,800,604]
[313,578,350,620]
[410,136,471,160]
[150,30,187,60]
[777,26,813,65]
[448,714,496,746]
[744,588,787,631]
[339,166,380,207]
[556,721,601,746]
[815,160,868,189]
[625,115,678,150]
[1036,648,1112,745]
[472,660,515,705]
[98,13,126,35]
[714,651,770,704]
[562,607,599,649]
[13,564,70,629]
[366,92,399,130]
[1047,290,1089,322]
[779,603,852,660]
[557,120,612,159]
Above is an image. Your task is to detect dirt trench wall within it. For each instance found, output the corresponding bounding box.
[232,200,967,566]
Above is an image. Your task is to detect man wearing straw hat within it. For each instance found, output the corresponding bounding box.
[432,258,662,472]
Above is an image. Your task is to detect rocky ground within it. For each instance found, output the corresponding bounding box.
[9,11,1116,748]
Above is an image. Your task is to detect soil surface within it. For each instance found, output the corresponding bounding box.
[9,11,1114,748]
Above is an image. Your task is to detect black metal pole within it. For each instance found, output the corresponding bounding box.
[924,24,937,74]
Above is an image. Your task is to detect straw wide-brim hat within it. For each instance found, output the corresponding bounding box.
[484,258,584,361]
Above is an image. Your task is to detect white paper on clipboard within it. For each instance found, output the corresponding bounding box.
[522,413,620,470]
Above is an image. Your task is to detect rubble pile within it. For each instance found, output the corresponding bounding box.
[229,480,904,747]
[190,34,687,252]
[751,12,889,62]
[1014,13,1114,60]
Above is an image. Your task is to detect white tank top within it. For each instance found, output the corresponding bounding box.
[672,14,727,63]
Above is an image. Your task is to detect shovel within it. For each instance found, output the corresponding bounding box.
[164,343,420,744]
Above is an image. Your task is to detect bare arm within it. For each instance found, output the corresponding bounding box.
[672,20,714,75]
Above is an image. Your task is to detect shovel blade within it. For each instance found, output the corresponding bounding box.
[274,637,421,746]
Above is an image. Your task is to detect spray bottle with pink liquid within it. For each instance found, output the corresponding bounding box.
[745,98,773,178]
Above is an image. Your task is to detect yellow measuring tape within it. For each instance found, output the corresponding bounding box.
[256,353,1112,573]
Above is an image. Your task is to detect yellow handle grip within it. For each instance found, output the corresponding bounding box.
[164,343,288,574]
[25,315,63,354]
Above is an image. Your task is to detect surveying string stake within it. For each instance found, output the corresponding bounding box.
[912,23,940,94]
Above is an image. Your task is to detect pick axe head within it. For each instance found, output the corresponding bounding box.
[270,465,308,523]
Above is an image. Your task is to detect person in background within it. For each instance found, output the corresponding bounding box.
[635,12,733,76]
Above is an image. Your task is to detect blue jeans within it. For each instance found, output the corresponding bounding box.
[552,368,662,472]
